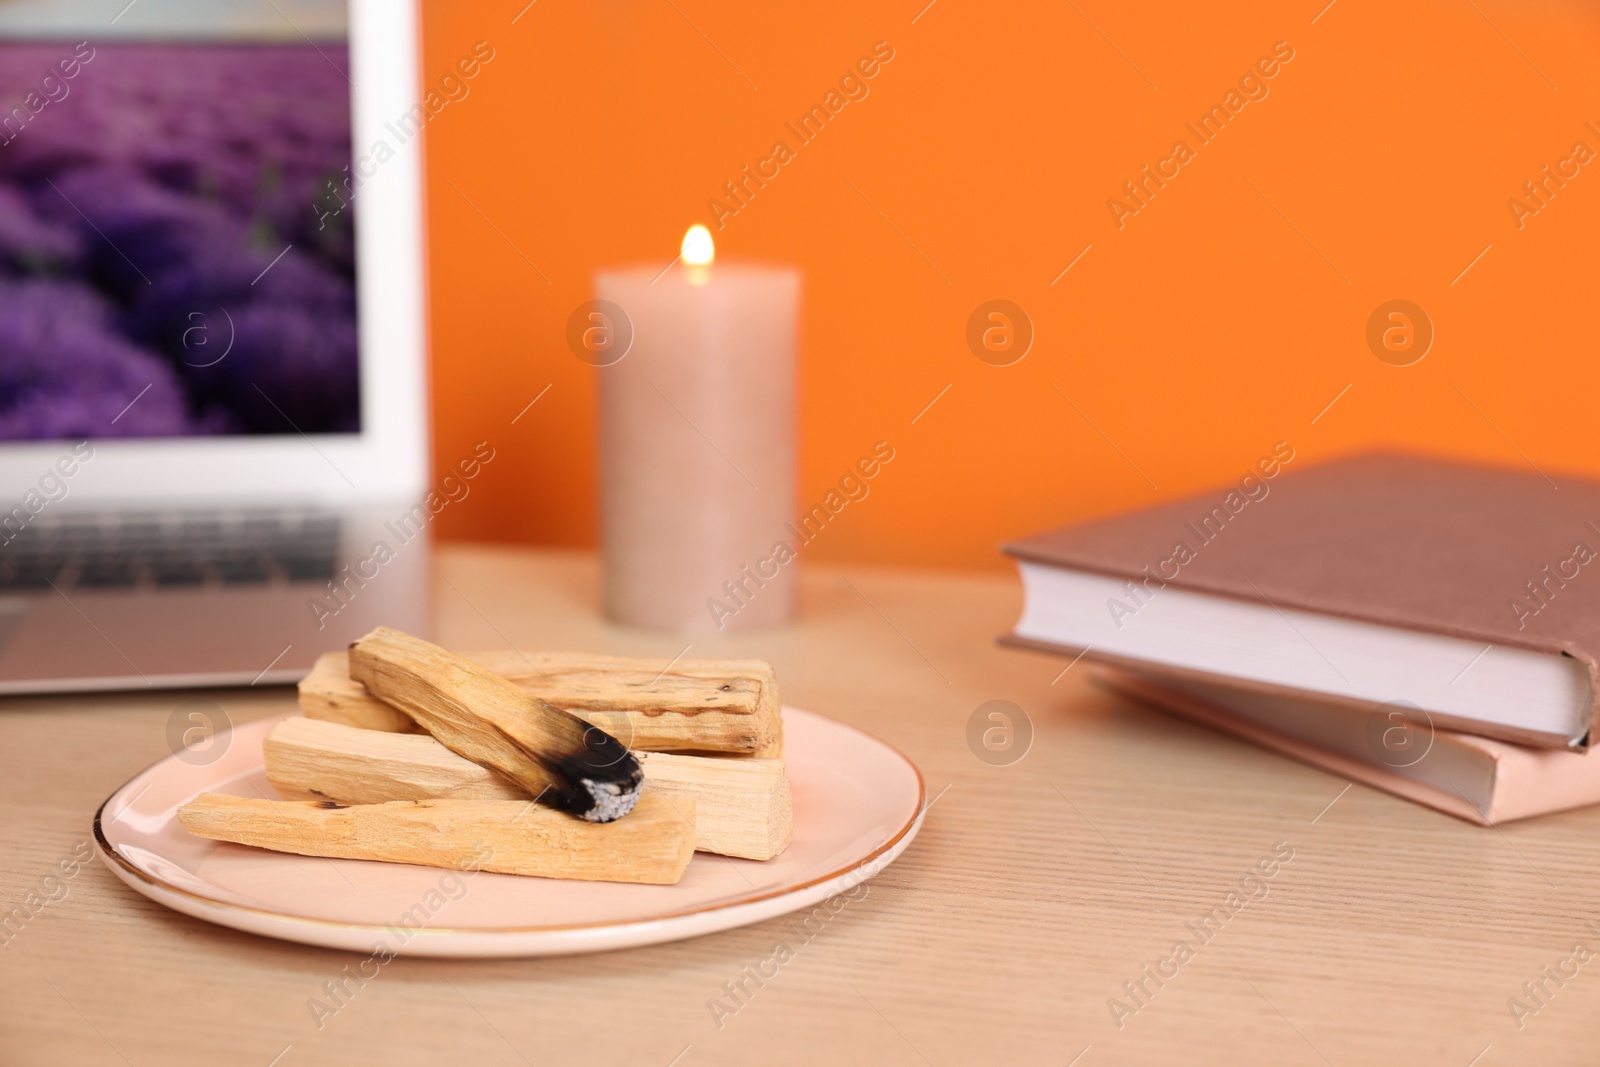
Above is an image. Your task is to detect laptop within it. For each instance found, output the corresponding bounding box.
[0,0,430,692]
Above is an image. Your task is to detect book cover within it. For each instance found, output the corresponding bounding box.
[1098,666,1600,825]
[1003,452,1600,748]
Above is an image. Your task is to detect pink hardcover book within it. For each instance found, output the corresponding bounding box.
[1004,452,1600,751]
[1098,667,1600,825]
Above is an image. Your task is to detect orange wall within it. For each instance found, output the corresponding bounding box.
[422,0,1600,570]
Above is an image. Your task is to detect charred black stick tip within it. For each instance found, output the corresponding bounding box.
[580,721,638,768]
[549,743,644,823]
[535,761,642,822]
[493,719,644,823]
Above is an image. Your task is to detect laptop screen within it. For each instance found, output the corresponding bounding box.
[0,0,360,441]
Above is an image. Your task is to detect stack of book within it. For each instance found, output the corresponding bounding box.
[1002,452,1600,825]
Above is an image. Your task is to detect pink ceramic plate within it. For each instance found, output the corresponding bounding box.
[93,707,925,957]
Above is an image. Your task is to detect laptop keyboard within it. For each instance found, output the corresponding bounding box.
[0,512,340,592]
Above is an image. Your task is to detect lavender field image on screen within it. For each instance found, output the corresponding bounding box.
[0,42,360,440]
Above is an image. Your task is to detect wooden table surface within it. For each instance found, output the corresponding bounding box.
[3,546,1597,1066]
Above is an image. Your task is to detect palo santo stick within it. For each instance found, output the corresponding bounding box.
[177,792,695,885]
[298,652,419,733]
[265,716,505,802]
[300,648,782,757]
[347,628,643,823]
[265,717,793,860]
[642,752,791,862]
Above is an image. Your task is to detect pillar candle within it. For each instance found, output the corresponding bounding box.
[597,228,800,633]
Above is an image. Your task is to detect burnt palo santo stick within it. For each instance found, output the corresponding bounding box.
[347,628,643,823]
[176,793,696,884]
[299,649,783,757]
[265,716,794,861]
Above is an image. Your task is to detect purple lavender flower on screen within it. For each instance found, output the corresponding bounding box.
[0,182,80,273]
[192,302,360,434]
[36,165,248,296]
[125,240,352,344]
[124,244,359,421]
[0,279,194,438]
[0,42,361,439]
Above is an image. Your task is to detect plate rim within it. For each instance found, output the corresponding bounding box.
[92,706,926,943]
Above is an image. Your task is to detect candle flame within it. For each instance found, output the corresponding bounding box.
[682,225,715,268]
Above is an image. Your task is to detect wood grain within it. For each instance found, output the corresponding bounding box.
[302,648,783,756]
[4,547,1600,1066]
[264,716,793,860]
[176,792,695,885]
[347,627,643,821]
